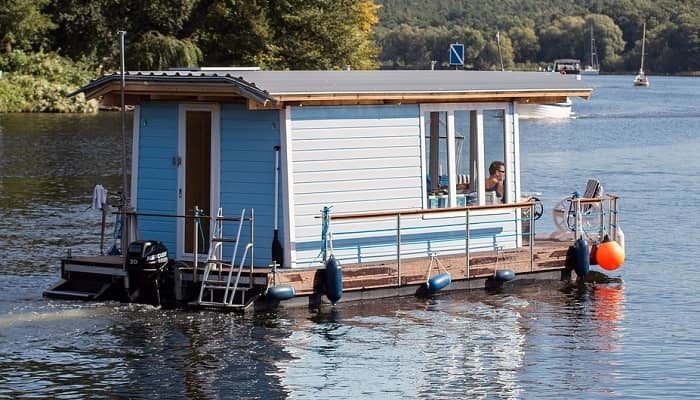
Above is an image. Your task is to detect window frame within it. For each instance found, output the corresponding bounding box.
[419,102,515,209]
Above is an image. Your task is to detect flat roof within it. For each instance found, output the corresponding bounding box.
[73,69,591,109]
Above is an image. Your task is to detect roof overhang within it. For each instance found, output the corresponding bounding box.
[71,73,278,107]
[71,70,591,110]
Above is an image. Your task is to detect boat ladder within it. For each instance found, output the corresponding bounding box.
[195,208,257,309]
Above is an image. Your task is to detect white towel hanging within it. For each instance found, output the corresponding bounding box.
[92,184,107,210]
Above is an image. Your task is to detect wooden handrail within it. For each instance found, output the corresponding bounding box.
[327,194,618,221]
[577,194,619,204]
[329,201,536,221]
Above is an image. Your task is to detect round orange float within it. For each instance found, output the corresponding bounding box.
[596,235,625,271]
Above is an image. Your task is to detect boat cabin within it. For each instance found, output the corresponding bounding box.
[552,59,582,75]
[74,69,589,269]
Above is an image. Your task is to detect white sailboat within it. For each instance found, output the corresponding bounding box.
[634,23,650,87]
[582,25,600,75]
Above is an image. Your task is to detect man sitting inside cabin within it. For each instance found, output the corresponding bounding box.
[485,161,505,202]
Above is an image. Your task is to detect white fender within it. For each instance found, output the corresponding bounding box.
[615,226,625,254]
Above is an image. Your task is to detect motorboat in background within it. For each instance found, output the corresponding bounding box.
[517,97,573,119]
[552,59,581,76]
[518,59,581,119]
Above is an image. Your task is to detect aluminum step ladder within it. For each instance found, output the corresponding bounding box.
[195,208,256,309]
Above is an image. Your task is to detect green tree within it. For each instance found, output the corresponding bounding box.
[377,24,429,67]
[538,16,586,62]
[46,0,111,61]
[674,11,700,71]
[476,32,514,70]
[128,31,202,70]
[585,14,625,70]
[509,26,539,63]
[267,0,379,69]
[460,28,486,67]
[0,0,55,54]
[196,0,273,67]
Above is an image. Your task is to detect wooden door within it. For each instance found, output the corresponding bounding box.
[184,110,211,254]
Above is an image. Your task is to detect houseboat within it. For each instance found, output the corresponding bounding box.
[44,69,624,310]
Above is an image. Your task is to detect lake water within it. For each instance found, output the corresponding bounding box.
[1,75,699,399]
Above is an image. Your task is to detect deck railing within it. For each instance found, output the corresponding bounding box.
[569,195,621,242]
[326,201,538,285]
[111,208,254,285]
[324,195,619,285]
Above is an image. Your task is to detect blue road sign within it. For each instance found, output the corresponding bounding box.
[449,44,464,66]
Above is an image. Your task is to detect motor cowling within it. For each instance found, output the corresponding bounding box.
[127,240,168,271]
[126,240,169,305]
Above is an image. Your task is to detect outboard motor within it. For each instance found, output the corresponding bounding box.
[126,240,169,304]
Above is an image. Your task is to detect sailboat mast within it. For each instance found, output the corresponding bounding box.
[640,23,646,74]
[590,26,594,67]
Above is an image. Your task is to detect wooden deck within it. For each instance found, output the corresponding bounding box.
[46,238,574,307]
[267,238,571,297]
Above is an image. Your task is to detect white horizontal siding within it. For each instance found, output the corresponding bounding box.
[292,117,419,130]
[289,105,422,266]
[293,157,418,173]
[295,176,418,194]
[292,134,419,151]
[292,146,418,162]
[288,104,521,267]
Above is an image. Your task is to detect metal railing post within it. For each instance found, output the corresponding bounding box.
[250,208,255,288]
[530,202,535,272]
[612,197,618,241]
[396,214,401,287]
[599,198,606,240]
[465,208,470,279]
[193,206,199,283]
[609,196,614,240]
[574,197,582,240]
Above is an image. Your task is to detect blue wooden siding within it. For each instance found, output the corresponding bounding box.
[136,103,179,252]
[289,104,519,268]
[219,104,281,267]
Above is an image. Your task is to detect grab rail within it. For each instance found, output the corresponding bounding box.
[322,194,619,285]
[107,208,254,283]
[326,201,540,285]
[571,195,620,241]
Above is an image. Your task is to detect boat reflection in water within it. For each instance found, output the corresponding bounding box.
[272,295,528,398]
[593,283,625,352]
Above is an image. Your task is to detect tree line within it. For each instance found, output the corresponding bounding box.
[0,0,698,75]
[375,0,700,73]
[0,0,379,71]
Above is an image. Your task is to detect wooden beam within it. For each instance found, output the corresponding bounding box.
[247,99,283,110]
[273,90,591,103]
[86,81,252,101]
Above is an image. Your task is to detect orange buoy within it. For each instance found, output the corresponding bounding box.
[596,235,625,271]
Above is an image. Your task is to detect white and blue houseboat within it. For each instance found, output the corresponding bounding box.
[44,69,624,310]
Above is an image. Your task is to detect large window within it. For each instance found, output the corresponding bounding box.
[422,104,512,208]
[425,111,449,208]
[483,109,507,204]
